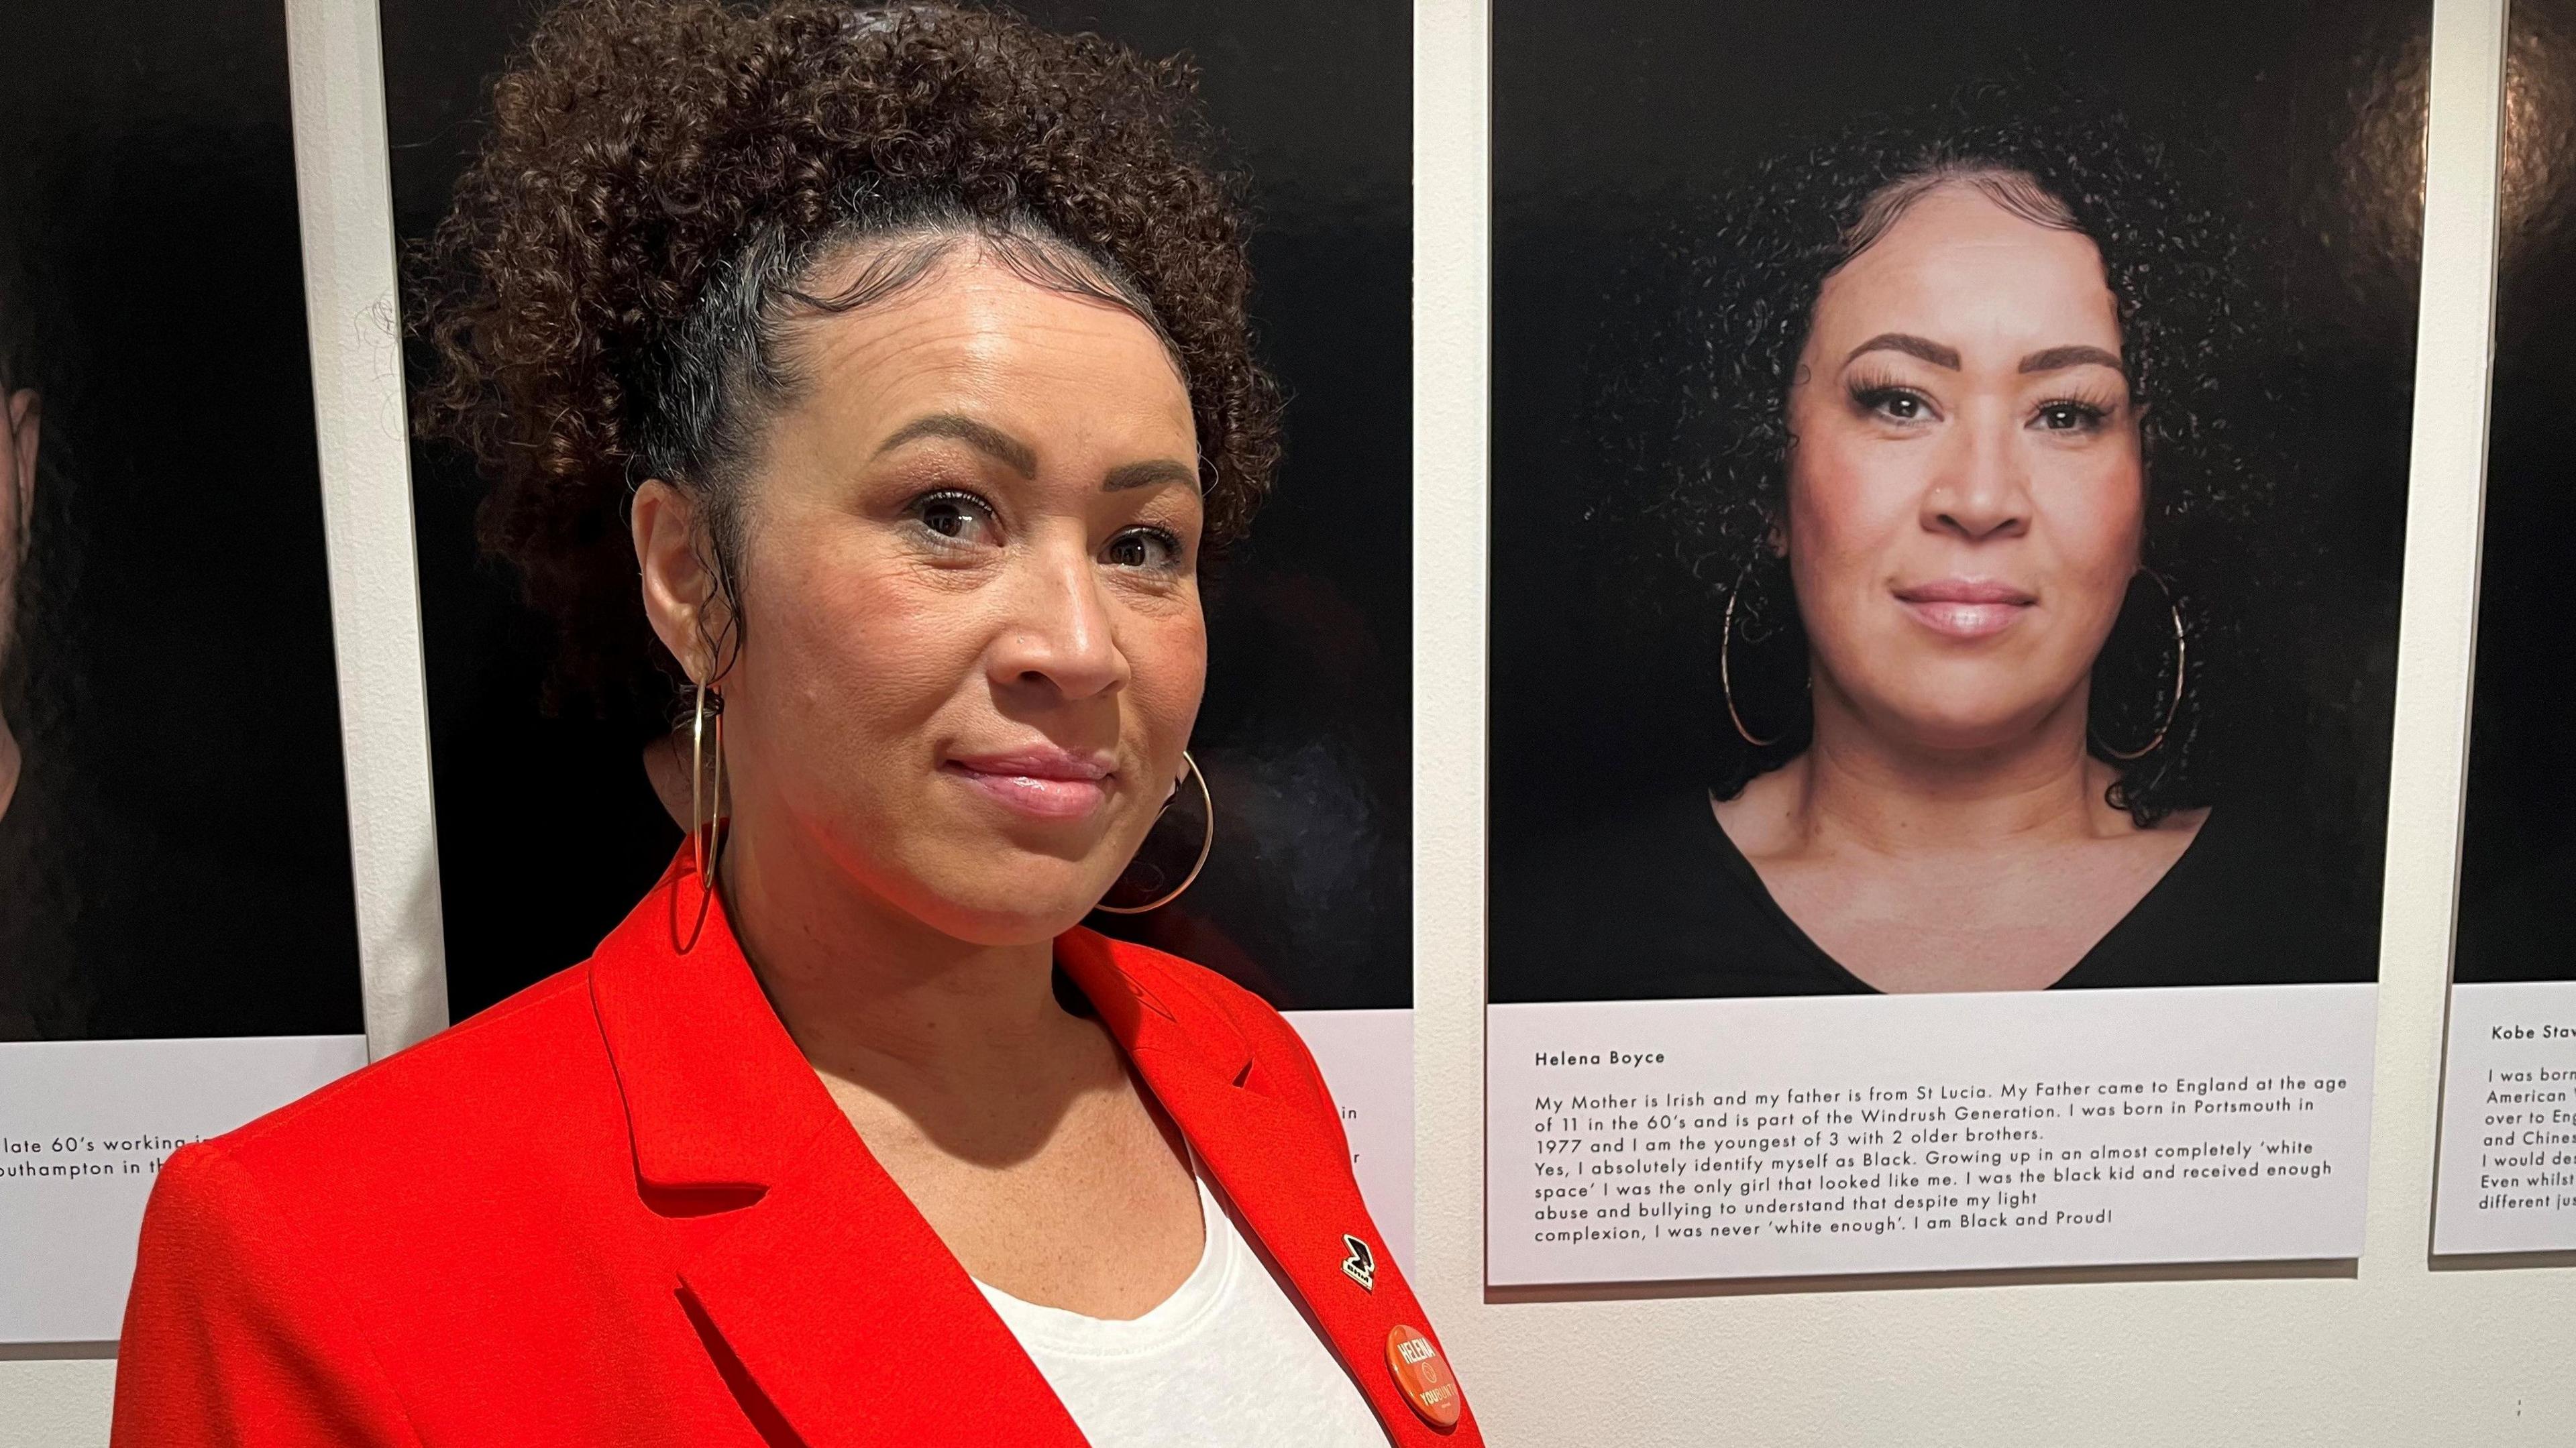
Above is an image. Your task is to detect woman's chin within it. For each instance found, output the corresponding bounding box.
[1858,697,2070,757]
[896,867,1126,947]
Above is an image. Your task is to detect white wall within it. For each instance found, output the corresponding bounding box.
[7,0,2565,1442]
[0,1357,111,1448]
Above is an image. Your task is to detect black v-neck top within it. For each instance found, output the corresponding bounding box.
[1489,787,2370,1003]
[0,747,86,1038]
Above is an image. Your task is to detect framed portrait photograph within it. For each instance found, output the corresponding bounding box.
[1485,0,2429,1285]
[380,0,1418,1256]
[2435,0,2576,1258]
[0,0,368,1342]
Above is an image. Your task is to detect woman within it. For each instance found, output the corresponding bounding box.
[111,4,1469,1443]
[1493,105,2361,999]
[0,249,69,1038]
[0,366,32,830]
[0,305,34,822]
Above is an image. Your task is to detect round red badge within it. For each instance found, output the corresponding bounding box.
[1385,1323,1462,1429]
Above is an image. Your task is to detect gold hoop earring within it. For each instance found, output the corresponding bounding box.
[678,677,727,952]
[1096,751,1214,915]
[1721,561,1790,748]
[2092,569,2187,762]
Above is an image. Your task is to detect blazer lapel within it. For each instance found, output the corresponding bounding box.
[591,851,1086,1448]
[1057,931,1464,1445]
[591,853,1464,1446]
[675,1128,1087,1447]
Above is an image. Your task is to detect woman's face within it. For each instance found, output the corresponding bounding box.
[1782,183,2143,754]
[638,248,1204,946]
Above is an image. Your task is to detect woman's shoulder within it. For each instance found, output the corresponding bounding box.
[1063,928,1339,1116]
[1492,786,1725,917]
[117,955,653,1406]
[171,962,624,1215]
[2075,798,2375,988]
[1488,785,1801,1002]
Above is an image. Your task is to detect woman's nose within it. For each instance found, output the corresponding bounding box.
[1923,412,2031,542]
[987,543,1129,701]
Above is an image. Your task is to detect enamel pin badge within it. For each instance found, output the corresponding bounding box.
[1340,1233,1377,1291]
[1386,1324,1463,1429]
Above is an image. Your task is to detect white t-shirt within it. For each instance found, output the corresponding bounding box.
[975,1170,1390,1447]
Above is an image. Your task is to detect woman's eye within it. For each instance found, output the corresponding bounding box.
[1854,386,1930,423]
[2033,402,2108,433]
[1104,527,1181,571]
[910,490,997,544]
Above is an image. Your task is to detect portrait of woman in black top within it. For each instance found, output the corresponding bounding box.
[1492,94,2390,1001]
[0,275,36,826]
[0,0,362,1040]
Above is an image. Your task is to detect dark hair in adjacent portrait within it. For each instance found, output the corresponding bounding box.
[1619,91,2293,825]
[409,0,1281,729]
[0,168,34,400]
[0,249,27,399]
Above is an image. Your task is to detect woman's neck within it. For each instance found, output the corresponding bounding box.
[1778,675,2125,856]
[717,810,1081,1099]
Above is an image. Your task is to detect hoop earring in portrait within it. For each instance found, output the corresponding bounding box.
[1096,751,1214,914]
[1717,548,1810,754]
[2088,567,2190,764]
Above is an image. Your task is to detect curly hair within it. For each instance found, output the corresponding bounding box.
[409,0,1281,719]
[1645,92,2281,824]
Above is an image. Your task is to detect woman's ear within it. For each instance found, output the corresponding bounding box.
[631,480,723,682]
[1764,510,1789,559]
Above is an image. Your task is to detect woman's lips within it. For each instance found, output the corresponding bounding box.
[943,748,1114,821]
[1892,580,2036,640]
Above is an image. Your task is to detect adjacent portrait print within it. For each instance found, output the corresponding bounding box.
[0,0,360,1042]
[1489,1,2426,1003]
[382,0,1411,1019]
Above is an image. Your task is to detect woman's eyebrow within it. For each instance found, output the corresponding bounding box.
[2019,344,2125,375]
[873,412,1038,476]
[1845,332,1960,369]
[1102,459,1198,492]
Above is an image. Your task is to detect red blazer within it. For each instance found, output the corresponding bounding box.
[111,850,1474,1445]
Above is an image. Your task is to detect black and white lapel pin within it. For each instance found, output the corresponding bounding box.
[1340,1233,1377,1292]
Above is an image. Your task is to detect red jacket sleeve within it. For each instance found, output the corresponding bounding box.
[111,1143,423,1447]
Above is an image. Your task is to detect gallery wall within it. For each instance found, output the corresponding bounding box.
[5,0,2573,1443]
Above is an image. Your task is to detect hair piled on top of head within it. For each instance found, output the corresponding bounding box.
[1617,88,2282,825]
[409,0,1279,723]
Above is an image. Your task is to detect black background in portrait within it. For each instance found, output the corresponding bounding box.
[0,0,361,1039]
[380,0,1412,1017]
[1489,0,2428,999]
[2456,0,2576,983]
